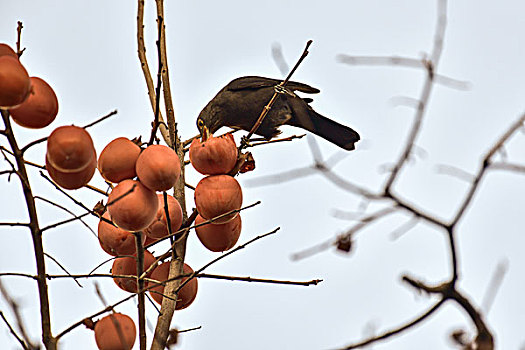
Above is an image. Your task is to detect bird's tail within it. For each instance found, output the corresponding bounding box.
[289,99,360,151]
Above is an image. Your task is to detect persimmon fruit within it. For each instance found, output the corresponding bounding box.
[98,212,145,256]
[195,214,241,252]
[194,175,242,224]
[107,179,158,232]
[9,77,58,128]
[144,194,183,240]
[144,235,159,247]
[135,144,180,191]
[111,250,156,293]
[45,148,96,190]
[98,137,141,183]
[0,44,17,59]
[0,55,31,108]
[46,125,96,173]
[189,133,237,175]
[94,313,136,350]
[148,262,198,309]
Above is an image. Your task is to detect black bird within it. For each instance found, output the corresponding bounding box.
[196,76,360,150]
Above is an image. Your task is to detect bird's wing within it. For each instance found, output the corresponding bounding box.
[226,76,320,94]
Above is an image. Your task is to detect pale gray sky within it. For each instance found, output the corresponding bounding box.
[1,1,524,349]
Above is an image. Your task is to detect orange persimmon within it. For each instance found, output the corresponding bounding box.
[148,262,198,309]
[94,313,136,350]
[10,77,58,128]
[97,212,145,256]
[144,194,183,240]
[45,148,96,190]
[0,44,17,59]
[194,175,242,224]
[111,250,156,293]
[189,133,237,175]
[0,55,31,108]
[46,125,96,173]
[135,144,180,191]
[107,179,158,232]
[195,214,241,252]
[98,137,141,183]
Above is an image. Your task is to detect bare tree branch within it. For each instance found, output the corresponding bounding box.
[0,311,32,350]
[334,299,446,350]
[336,54,470,90]
[0,280,38,349]
[1,109,55,349]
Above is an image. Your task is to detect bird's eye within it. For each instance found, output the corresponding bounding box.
[197,119,204,128]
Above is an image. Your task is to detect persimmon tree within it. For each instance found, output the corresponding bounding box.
[0,3,318,349]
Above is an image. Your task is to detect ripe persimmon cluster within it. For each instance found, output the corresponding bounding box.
[189,134,244,252]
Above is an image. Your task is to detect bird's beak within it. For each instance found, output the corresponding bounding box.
[200,125,210,142]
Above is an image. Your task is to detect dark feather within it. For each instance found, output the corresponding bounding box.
[227,76,320,94]
[197,76,360,151]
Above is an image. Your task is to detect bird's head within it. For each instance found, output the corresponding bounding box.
[196,105,222,142]
[196,116,210,141]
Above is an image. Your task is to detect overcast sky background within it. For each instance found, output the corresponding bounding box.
[1,1,525,349]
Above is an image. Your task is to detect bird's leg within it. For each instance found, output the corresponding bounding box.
[240,135,271,149]
[274,84,296,97]
[240,135,250,148]
[240,136,255,148]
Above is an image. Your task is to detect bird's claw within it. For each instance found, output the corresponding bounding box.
[274,84,295,97]
[240,135,253,148]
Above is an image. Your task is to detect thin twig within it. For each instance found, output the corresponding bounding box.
[43,253,82,288]
[0,311,30,350]
[178,326,202,333]
[145,228,281,305]
[171,228,280,297]
[0,148,107,195]
[435,164,476,182]
[136,0,170,144]
[88,257,118,276]
[335,299,446,350]
[451,113,525,226]
[147,15,164,146]
[34,196,96,237]
[21,110,117,153]
[247,134,306,147]
[55,293,136,340]
[40,211,91,232]
[16,22,25,57]
[83,110,118,129]
[337,54,470,90]
[240,40,313,149]
[0,272,37,279]
[481,260,508,313]
[382,0,447,195]
[0,280,37,349]
[271,42,290,76]
[389,216,419,240]
[490,161,525,173]
[0,221,30,227]
[291,207,397,260]
[39,172,96,214]
[196,273,322,286]
[155,0,177,149]
[145,201,260,252]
